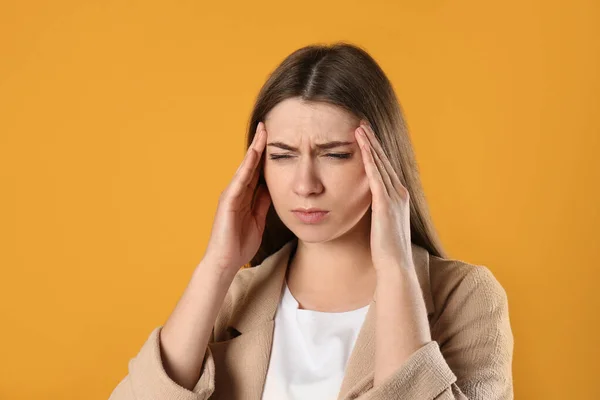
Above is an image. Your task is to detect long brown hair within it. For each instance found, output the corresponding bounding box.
[245,42,447,268]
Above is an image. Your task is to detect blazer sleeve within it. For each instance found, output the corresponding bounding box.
[356,266,514,400]
[108,326,216,400]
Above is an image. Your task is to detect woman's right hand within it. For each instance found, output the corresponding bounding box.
[201,121,272,277]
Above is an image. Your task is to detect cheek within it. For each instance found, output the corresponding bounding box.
[351,160,371,198]
[327,162,370,198]
[263,161,275,182]
[349,176,371,203]
[263,163,287,196]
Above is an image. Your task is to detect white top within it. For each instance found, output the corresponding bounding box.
[261,279,371,400]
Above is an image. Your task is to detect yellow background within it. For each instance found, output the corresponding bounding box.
[1,1,598,399]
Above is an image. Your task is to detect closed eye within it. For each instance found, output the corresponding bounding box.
[269,153,352,160]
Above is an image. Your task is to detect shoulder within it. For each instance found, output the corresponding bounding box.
[428,255,509,323]
[427,254,514,390]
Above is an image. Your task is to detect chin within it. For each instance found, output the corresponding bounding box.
[285,217,357,245]
[292,231,335,244]
[279,216,332,243]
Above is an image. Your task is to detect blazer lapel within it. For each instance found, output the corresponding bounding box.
[209,238,435,400]
[210,239,298,399]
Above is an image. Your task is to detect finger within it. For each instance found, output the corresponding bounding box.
[230,123,266,199]
[357,125,394,198]
[248,164,260,190]
[240,122,266,176]
[235,122,264,175]
[356,127,388,204]
[360,121,406,198]
[359,121,403,194]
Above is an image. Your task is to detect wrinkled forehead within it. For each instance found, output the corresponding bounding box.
[264,98,360,143]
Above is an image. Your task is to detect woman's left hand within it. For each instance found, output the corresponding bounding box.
[355,120,414,273]
[356,121,432,387]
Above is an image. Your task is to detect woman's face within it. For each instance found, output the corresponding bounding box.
[263,97,372,243]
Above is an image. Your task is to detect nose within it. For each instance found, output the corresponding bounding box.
[292,156,324,197]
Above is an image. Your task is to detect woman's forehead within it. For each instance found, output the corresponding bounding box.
[264,98,358,142]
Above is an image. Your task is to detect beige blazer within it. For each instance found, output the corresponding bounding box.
[109,238,514,400]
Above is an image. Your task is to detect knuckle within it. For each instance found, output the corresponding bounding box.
[402,187,410,199]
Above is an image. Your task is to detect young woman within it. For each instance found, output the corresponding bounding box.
[109,43,514,400]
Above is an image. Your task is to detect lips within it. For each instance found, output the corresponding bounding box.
[292,208,328,213]
[291,209,330,224]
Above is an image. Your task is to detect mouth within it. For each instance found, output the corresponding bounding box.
[291,209,330,224]
[292,207,328,213]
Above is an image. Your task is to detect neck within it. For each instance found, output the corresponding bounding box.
[285,210,377,311]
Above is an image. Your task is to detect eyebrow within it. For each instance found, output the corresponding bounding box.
[266,141,355,151]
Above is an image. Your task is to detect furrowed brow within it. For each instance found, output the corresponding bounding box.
[267,141,354,151]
